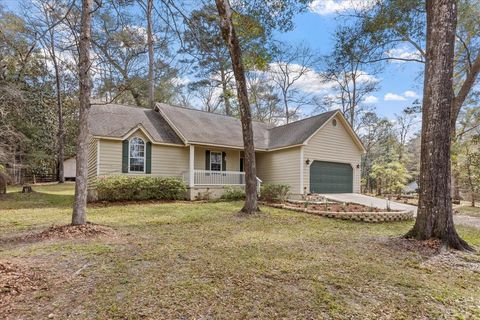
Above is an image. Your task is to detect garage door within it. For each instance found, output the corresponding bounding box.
[310,161,353,193]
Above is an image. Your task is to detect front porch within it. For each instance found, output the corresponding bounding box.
[184,145,261,200]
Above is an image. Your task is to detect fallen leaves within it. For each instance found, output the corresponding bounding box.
[0,261,46,315]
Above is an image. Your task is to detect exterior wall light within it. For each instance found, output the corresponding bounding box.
[306,159,311,165]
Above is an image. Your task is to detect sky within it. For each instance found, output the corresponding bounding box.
[273,1,425,120]
[1,0,426,121]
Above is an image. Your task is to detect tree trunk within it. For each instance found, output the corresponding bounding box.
[146,0,155,109]
[51,34,65,184]
[283,90,289,123]
[215,0,259,214]
[405,0,472,251]
[451,53,480,130]
[220,66,232,116]
[72,0,92,226]
[350,75,356,127]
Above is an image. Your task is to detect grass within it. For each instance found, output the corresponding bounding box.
[1,183,480,319]
[456,205,480,218]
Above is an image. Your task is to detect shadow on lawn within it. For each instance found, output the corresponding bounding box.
[0,191,73,210]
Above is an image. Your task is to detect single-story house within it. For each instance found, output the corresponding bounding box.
[87,103,366,200]
[63,157,76,180]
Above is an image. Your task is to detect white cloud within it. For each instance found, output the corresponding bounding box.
[384,93,407,101]
[267,63,335,93]
[386,47,423,63]
[172,76,192,86]
[267,63,378,95]
[363,95,379,104]
[404,90,419,98]
[309,0,374,15]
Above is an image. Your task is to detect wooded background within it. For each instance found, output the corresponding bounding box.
[0,0,479,203]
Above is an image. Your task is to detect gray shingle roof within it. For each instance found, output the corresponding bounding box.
[267,110,338,149]
[156,103,274,149]
[88,104,184,145]
[156,103,338,150]
[88,102,341,150]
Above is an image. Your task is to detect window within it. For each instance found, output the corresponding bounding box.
[332,119,337,127]
[129,137,145,172]
[210,151,222,171]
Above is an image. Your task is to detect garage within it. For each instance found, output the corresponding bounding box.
[310,161,353,193]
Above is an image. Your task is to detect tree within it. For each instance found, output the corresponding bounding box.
[182,4,234,115]
[323,25,380,128]
[352,0,480,133]
[270,42,319,123]
[182,4,270,116]
[358,111,394,193]
[72,0,92,225]
[457,135,480,207]
[394,101,421,162]
[370,161,410,196]
[247,70,282,123]
[215,0,259,213]
[27,0,74,183]
[188,79,222,113]
[92,1,179,107]
[405,0,472,251]
[145,0,155,109]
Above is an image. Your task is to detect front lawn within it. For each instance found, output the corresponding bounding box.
[1,184,480,319]
[456,205,480,218]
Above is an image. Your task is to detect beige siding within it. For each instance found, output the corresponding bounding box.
[87,138,98,189]
[97,129,189,178]
[256,147,301,194]
[98,139,122,175]
[303,115,363,193]
[194,146,240,171]
[151,145,189,178]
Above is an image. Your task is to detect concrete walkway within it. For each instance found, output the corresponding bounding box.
[321,193,480,229]
[321,193,417,213]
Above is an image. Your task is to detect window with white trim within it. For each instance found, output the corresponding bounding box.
[129,137,145,172]
[210,151,222,171]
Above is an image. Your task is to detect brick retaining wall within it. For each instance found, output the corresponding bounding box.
[262,202,414,223]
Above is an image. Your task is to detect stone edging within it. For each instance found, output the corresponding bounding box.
[261,202,414,223]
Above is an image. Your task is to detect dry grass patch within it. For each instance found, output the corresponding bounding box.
[1,183,480,319]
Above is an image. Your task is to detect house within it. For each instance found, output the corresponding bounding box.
[86,103,366,200]
[63,157,76,180]
[403,181,418,194]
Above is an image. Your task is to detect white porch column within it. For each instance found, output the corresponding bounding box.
[300,146,304,194]
[189,145,195,187]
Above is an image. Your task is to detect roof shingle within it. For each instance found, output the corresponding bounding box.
[88,103,341,150]
[88,104,183,145]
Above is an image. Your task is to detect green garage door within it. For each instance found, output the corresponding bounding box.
[310,161,353,193]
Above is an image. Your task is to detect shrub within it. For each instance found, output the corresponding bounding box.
[220,187,245,201]
[95,175,187,201]
[260,183,290,202]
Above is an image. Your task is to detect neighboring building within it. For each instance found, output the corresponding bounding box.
[403,181,418,194]
[63,157,76,180]
[87,103,366,200]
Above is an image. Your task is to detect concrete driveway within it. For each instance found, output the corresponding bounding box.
[321,193,480,229]
[320,193,418,213]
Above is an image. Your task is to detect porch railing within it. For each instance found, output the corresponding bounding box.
[182,170,262,195]
[193,170,246,185]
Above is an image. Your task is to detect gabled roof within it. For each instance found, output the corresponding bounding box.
[88,102,365,152]
[155,103,273,149]
[268,110,338,149]
[88,104,183,145]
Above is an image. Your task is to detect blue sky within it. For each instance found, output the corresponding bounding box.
[274,9,425,120]
[2,0,426,120]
